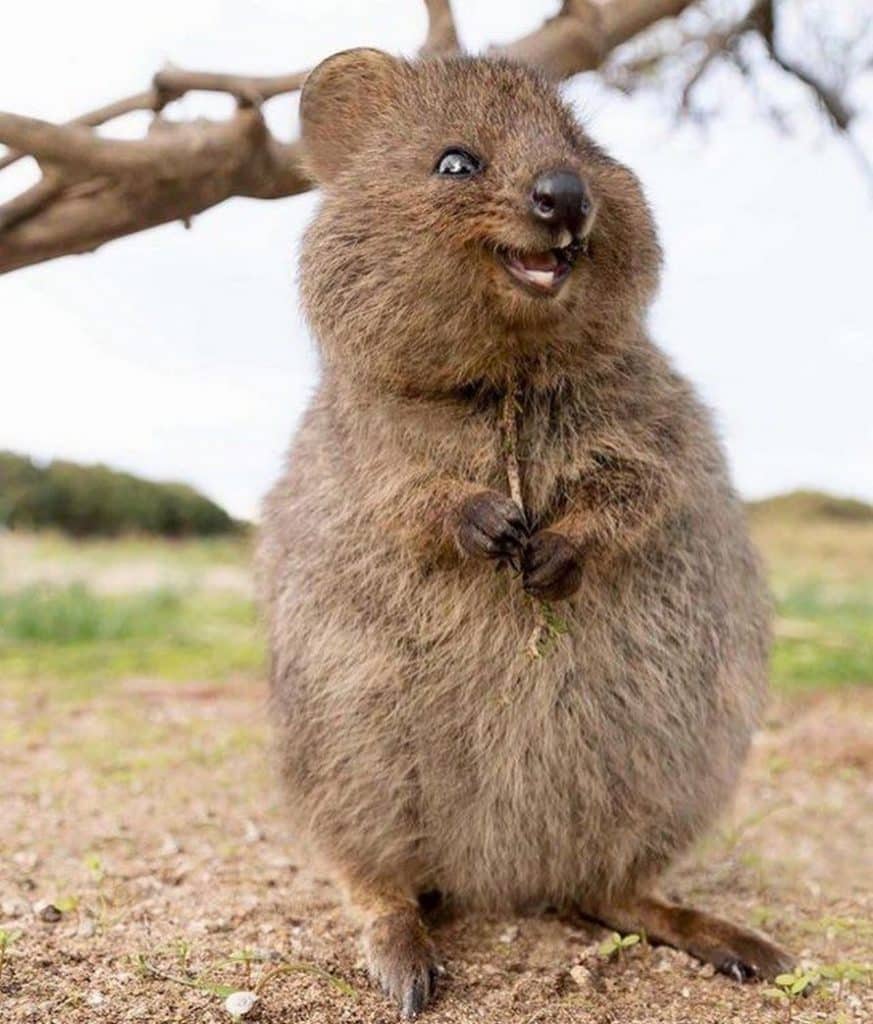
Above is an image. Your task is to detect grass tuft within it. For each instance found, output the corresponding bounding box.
[0,584,182,644]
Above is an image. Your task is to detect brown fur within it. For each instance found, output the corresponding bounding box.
[258,50,792,1015]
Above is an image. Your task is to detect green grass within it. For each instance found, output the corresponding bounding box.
[770,578,873,690]
[0,511,870,695]
[754,515,873,691]
[0,582,262,699]
[0,583,183,643]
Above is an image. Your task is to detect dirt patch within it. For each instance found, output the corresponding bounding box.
[1,684,870,1024]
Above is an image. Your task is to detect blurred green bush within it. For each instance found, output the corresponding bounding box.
[0,451,239,537]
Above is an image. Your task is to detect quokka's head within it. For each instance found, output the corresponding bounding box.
[299,49,662,393]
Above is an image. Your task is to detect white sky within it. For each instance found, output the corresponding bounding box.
[1,1,871,519]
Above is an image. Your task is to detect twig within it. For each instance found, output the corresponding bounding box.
[500,381,565,660]
[0,88,160,172]
[255,962,356,998]
[137,958,234,997]
[152,68,309,106]
[500,384,524,511]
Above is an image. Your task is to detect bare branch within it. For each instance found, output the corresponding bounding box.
[0,66,312,274]
[495,1,697,80]
[675,8,764,116]
[766,49,852,130]
[3,0,867,275]
[0,112,308,274]
[420,0,461,56]
[604,0,865,148]
[152,68,309,106]
[0,175,63,232]
[3,0,708,275]
[751,0,853,132]
[0,113,200,176]
[0,69,309,173]
[0,89,160,173]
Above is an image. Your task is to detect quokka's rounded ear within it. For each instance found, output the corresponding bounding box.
[300,48,403,185]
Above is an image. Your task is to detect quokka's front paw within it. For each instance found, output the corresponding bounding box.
[455,490,527,564]
[364,908,441,1018]
[522,530,584,600]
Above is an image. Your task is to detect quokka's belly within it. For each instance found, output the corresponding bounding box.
[270,503,765,906]
[398,558,761,908]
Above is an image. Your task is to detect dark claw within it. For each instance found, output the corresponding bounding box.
[365,909,439,1018]
[521,530,584,601]
[495,552,522,574]
[495,531,525,553]
[457,491,527,563]
[400,963,440,1018]
[721,958,758,983]
[401,973,429,1019]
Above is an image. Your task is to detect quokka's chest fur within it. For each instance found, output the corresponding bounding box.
[358,375,649,534]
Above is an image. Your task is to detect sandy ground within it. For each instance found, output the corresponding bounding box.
[1,681,870,1024]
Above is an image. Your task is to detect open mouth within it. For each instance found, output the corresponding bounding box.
[497,240,582,296]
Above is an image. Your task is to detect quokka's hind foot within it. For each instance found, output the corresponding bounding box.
[364,906,440,1018]
[583,892,795,982]
[342,875,441,1018]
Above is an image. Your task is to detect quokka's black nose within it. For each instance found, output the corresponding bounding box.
[530,169,590,238]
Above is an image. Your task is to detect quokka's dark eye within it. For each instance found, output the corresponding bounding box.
[434,148,483,178]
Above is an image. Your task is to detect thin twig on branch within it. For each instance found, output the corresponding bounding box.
[608,0,862,138]
[0,90,161,173]
[152,68,309,106]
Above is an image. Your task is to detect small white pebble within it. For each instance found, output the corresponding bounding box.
[243,820,264,844]
[498,925,519,944]
[569,965,590,988]
[265,855,295,870]
[2,898,26,918]
[224,990,259,1019]
[158,834,182,856]
[77,916,97,938]
[86,992,105,1008]
[681,986,691,998]
[698,963,716,978]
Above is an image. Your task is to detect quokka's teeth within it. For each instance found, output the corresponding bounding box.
[524,269,555,288]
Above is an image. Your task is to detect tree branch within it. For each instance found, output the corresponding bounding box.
[2,0,866,275]
[0,89,161,173]
[495,1,696,79]
[152,68,309,106]
[753,0,853,132]
[0,70,312,273]
[0,111,309,273]
[605,0,863,143]
[420,0,461,56]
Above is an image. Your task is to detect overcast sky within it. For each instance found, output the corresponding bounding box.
[1,1,871,518]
